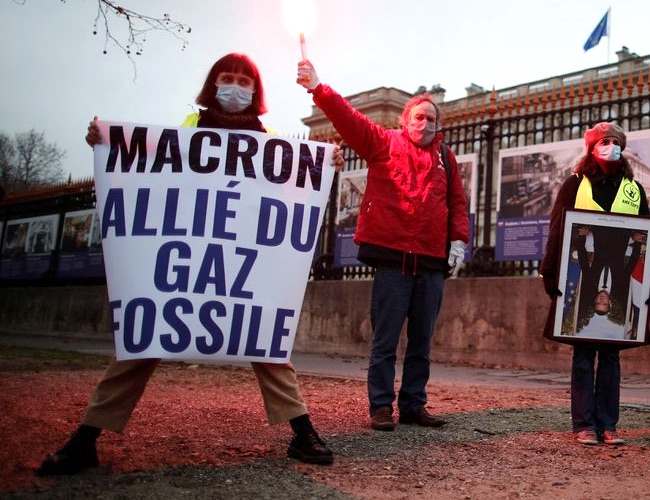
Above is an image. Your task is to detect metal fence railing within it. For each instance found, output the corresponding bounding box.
[2,66,649,284]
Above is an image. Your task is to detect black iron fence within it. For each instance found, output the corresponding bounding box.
[2,67,649,284]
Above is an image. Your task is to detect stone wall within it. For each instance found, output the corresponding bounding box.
[2,277,649,374]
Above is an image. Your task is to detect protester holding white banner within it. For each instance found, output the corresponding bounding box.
[297,60,469,432]
[541,122,649,446]
[37,53,343,477]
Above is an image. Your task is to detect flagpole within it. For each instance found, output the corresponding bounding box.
[607,7,611,64]
[607,36,610,64]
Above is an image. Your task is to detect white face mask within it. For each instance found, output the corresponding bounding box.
[593,144,622,162]
[216,84,253,113]
[407,121,437,146]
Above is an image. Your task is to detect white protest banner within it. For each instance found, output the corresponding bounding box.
[93,121,336,363]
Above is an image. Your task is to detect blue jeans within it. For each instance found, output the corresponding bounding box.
[571,343,620,432]
[367,267,444,416]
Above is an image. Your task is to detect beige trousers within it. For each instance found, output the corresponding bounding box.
[82,357,308,432]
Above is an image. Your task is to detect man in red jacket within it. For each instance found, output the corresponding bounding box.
[297,61,469,432]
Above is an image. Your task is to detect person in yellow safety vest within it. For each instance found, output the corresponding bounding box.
[541,122,649,447]
[38,53,344,477]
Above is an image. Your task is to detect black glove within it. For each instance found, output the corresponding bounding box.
[543,274,563,299]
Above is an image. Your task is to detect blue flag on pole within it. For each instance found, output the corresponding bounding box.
[583,8,610,51]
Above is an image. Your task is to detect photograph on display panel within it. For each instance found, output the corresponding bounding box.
[552,209,650,346]
[60,210,94,253]
[2,220,29,256]
[26,215,57,254]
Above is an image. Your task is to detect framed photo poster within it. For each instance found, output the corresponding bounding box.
[552,209,650,346]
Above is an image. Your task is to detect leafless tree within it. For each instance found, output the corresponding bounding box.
[88,0,192,58]
[0,130,66,192]
[14,1,192,70]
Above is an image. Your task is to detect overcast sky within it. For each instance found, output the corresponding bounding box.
[1,0,649,181]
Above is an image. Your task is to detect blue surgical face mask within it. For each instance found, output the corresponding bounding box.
[593,144,622,162]
[216,84,253,113]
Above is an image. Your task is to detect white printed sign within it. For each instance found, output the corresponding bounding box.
[93,121,335,363]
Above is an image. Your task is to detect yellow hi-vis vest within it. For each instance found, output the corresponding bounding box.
[574,174,641,215]
[180,112,277,134]
[182,112,200,128]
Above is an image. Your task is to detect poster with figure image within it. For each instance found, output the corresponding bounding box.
[1,220,29,257]
[89,213,103,252]
[552,209,650,346]
[0,215,59,279]
[57,209,105,278]
[26,216,57,254]
[60,210,93,252]
[333,169,367,267]
[457,153,478,261]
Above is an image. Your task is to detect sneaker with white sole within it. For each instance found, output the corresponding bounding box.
[600,430,624,445]
[575,429,598,445]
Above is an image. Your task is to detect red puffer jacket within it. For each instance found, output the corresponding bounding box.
[312,84,468,259]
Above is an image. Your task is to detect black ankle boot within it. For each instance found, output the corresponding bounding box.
[287,429,334,465]
[287,415,333,465]
[36,425,101,476]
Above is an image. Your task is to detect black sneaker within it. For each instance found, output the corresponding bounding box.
[287,430,334,465]
[36,442,99,476]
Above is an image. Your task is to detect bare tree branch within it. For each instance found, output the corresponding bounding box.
[45,0,193,78]
[17,2,192,76]
[89,0,192,58]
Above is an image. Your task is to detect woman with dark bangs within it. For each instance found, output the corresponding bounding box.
[183,52,268,129]
[37,53,341,476]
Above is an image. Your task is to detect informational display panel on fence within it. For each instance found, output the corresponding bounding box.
[495,129,650,262]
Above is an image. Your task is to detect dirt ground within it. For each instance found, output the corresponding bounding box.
[1,346,650,500]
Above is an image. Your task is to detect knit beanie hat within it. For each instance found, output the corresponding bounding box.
[584,122,627,152]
